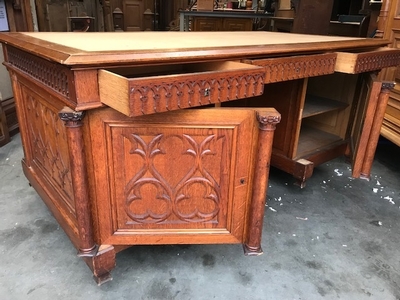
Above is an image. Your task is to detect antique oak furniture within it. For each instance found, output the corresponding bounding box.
[0,31,399,283]
[178,9,273,31]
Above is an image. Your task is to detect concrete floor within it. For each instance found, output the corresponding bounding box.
[1,133,399,300]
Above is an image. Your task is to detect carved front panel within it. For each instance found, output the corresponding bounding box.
[99,62,264,117]
[20,84,75,216]
[89,108,259,244]
[352,50,400,74]
[111,126,233,229]
[129,73,264,116]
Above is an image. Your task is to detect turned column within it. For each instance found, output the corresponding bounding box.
[360,82,395,179]
[59,107,96,256]
[244,109,280,256]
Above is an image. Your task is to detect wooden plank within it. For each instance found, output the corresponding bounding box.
[296,125,343,159]
[302,95,348,118]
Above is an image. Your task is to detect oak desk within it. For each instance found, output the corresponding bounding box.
[0,32,398,284]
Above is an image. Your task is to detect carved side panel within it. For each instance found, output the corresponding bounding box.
[20,84,75,216]
[110,125,234,230]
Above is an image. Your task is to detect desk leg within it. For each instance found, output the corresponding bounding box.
[59,107,96,255]
[360,82,395,179]
[59,107,116,284]
[244,110,280,255]
[83,245,116,285]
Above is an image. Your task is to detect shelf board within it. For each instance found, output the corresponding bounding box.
[296,125,344,159]
[302,95,348,118]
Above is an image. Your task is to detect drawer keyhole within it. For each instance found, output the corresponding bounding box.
[204,88,210,96]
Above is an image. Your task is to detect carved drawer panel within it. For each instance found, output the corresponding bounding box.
[98,61,265,117]
[243,53,337,83]
[88,108,277,245]
[335,48,400,74]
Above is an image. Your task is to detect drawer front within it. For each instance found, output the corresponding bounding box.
[99,61,265,117]
[335,48,400,74]
[243,53,337,83]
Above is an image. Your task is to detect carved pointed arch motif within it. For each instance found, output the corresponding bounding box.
[123,131,224,224]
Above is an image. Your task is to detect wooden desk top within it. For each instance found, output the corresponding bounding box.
[0,31,389,66]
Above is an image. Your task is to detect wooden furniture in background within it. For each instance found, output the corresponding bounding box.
[192,15,253,31]
[178,9,271,31]
[102,0,160,31]
[292,0,334,35]
[35,0,104,32]
[0,0,34,145]
[330,0,382,37]
[270,0,381,37]
[0,100,10,147]
[0,97,19,138]
[377,0,400,147]
[4,0,34,32]
[329,14,371,37]
[0,31,398,283]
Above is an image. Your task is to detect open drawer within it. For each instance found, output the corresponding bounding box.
[242,53,337,84]
[335,47,400,74]
[98,61,265,117]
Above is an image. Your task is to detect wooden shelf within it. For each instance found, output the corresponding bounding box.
[296,125,344,158]
[302,95,348,118]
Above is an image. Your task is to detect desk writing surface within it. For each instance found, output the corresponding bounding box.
[0,31,389,66]
[23,32,365,51]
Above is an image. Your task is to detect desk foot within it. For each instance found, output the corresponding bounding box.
[293,159,314,188]
[93,272,113,286]
[243,244,263,256]
[359,173,370,181]
[82,244,116,286]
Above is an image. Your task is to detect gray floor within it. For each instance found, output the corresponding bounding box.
[1,133,399,300]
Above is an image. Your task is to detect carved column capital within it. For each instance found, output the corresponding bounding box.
[59,107,85,127]
[256,110,281,131]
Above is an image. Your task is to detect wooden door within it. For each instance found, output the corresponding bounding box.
[87,107,262,246]
[122,0,144,31]
[379,0,400,146]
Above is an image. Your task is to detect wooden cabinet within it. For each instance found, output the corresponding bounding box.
[223,18,253,31]
[240,47,400,186]
[192,16,253,31]
[0,31,398,284]
[88,107,278,251]
[193,17,220,31]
